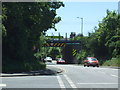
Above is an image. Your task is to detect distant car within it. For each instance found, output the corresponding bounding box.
[83,57,99,67]
[57,58,66,64]
[44,57,52,62]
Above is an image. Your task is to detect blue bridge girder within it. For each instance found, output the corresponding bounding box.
[46,39,81,43]
[44,40,81,47]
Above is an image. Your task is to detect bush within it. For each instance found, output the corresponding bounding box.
[24,60,46,71]
[76,50,90,64]
[3,60,27,73]
[2,59,46,73]
[102,58,120,67]
[31,61,46,70]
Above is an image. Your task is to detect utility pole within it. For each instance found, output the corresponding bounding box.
[58,32,60,40]
[77,17,83,51]
[66,33,67,41]
[81,18,83,35]
[118,1,120,14]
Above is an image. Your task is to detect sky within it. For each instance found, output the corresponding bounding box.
[46,1,118,37]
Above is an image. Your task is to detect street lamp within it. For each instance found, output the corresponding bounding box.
[77,17,83,35]
[118,1,120,14]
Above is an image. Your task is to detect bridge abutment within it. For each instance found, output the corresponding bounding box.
[62,45,77,64]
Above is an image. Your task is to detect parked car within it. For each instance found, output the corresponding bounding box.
[57,58,66,64]
[83,57,99,67]
[44,57,52,62]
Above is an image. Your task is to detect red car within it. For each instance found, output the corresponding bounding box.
[83,57,99,67]
[57,58,66,64]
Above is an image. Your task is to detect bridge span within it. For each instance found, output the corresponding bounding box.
[44,39,81,64]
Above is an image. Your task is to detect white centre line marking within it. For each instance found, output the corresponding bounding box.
[63,74,78,89]
[0,84,6,87]
[57,75,66,90]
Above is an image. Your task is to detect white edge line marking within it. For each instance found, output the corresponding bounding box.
[63,74,77,88]
[0,84,6,87]
[77,83,118,85]
[57,76,66,89]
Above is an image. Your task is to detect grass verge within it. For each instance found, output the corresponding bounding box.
[102,58,120,67]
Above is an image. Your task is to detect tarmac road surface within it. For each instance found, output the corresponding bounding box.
[1,65,119,89]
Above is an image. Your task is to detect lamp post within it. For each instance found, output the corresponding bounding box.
[77,17,83,51]
[77,17,83,35]
[118,1,120,14]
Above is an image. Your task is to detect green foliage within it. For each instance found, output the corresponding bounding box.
[88,10,119,60]
[74,10,119,65]
[3,60,46,73]
[47,47,62,59]
[76,50,88,64]
[102,58,120,67]
[2,2,64,72]
[24,61,46,71]
[3,60,25,73]
[56,54,62,58]
[34,33,48,60]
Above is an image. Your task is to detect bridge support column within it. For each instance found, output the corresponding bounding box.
[62,45,77,64]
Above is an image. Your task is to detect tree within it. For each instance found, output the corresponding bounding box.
[74,10,120,65]
[2,2,64,72]
[47,47,62,59]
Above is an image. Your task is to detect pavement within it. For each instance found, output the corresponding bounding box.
[0,65,63,77]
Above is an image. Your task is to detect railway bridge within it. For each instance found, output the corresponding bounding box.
[44,39,81,64]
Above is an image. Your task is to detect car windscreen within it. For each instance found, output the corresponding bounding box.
[88,58,97,61]
[58,59,64,61]
[91,58,97,61]
[46,57,52,59]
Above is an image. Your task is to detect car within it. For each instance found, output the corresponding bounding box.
[44,57,52,62]
[83,57,99,67]
[57,58,66,64]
